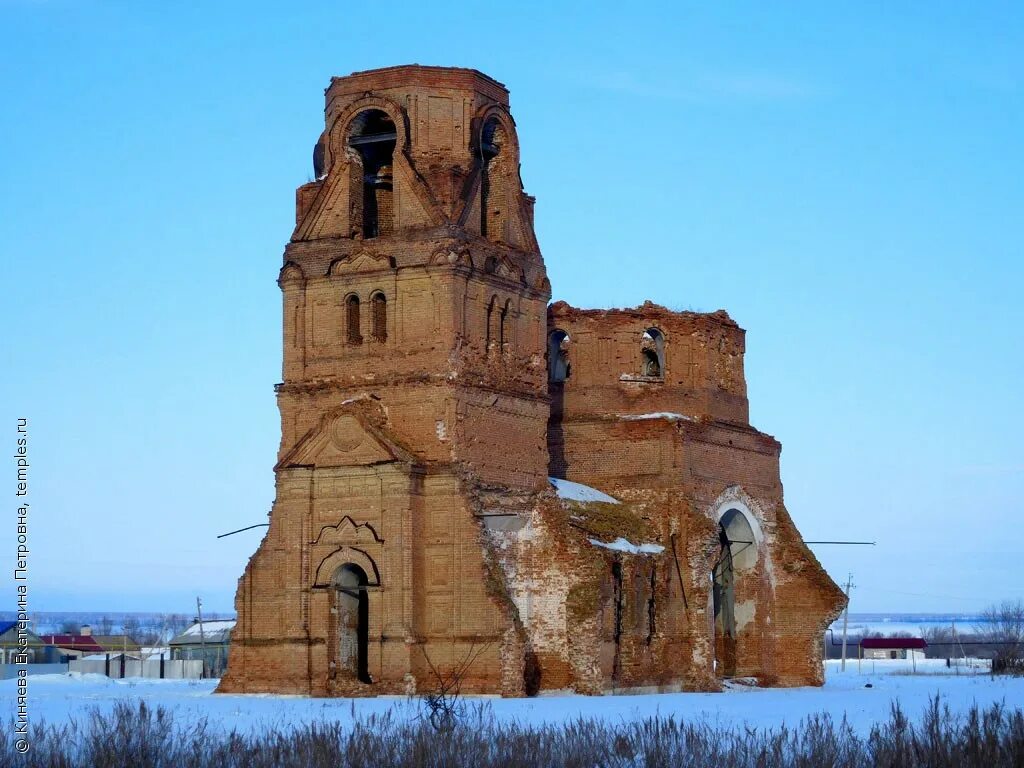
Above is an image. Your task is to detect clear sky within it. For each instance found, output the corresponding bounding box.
[2,1,1021,615]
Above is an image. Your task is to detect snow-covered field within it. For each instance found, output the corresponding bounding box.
[5,660,1022,736]
[828,613,989,638]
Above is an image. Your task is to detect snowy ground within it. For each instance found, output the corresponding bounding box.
[5,660,1022,736]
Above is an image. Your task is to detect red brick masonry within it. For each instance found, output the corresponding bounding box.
[217,65,845,697]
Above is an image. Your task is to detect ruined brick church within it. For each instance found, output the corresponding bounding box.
[218,65,845,697]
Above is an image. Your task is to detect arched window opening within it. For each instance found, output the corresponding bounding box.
[371,292,387,342]
[485,295,500,354]
[641,328,665,378]
[712,507,758,678]
[718,508,758,572]
[548,330,571,382]
[330,563,370,684]
[348,110,396,239]
[346,295,362,345]
[479,118,510,242]
[646,565,657,645]
[611,561,624,680]
[500,299,512,351]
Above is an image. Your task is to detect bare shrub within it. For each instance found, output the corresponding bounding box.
[980,599,1024,675]
[417,639,491,732]
[2,695,1024,767]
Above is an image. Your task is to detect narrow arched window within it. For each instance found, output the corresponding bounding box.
[548,329,571,382]
[348,110,396,239]
[647,565,657,645]
[346,295,362,345]
[371,292,387,342]
[641,328,665,378]
[500,299,511,351]
[486,295,499,353]
[479,118,509,242]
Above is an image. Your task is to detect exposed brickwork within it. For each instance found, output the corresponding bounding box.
[218,65,845,698]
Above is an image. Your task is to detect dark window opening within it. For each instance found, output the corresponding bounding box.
[346,295,362,345]
[348,110,396,239]
[548,330,571,382]
[371,292,387,342]
[646,566,656,645]
[611,561,623,679]
[641,328,665,378]
[486,295,499,354]
[641,348,661,377]
[500,299,511,351]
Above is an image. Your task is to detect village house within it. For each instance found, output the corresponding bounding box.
[39,624,139,661]
[170,620,235,677]
[0,621,58,664]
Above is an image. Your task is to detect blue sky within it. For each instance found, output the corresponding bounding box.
[2,1,1021,614]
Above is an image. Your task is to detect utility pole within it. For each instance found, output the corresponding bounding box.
[840,574,854,672]
[196,596,208,678]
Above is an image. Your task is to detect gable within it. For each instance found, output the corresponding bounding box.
[328,251,395,276]
[457,166,536,252]
[293,172,350,241]
[278,410,413,470]
[293,151,441,241]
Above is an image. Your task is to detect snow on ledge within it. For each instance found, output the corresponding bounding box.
[618,412,692,422]
[588,537,665,555]
[549,477,620,505]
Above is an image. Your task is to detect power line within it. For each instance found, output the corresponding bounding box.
[804,540,875,545]
[216,523,269,539]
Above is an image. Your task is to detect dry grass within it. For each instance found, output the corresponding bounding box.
[4,696,1024,767]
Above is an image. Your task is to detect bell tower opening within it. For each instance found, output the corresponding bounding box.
[348,109,396,239]
[480,117,510,241]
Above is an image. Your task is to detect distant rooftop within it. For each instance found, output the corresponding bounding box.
[170,619,235,646]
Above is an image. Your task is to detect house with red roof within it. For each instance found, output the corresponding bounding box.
[39,625,140,660]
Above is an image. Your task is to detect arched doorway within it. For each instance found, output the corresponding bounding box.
[330,563,370,683]
[712,507,758,678]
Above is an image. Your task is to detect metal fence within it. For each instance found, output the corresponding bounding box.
[69,656,203,679]
[170,645,229,677]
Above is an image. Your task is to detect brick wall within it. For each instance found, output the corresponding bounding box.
[218,65,844,699]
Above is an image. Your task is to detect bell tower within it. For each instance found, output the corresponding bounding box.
[220,66,551,696]
[280,65,551,486]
